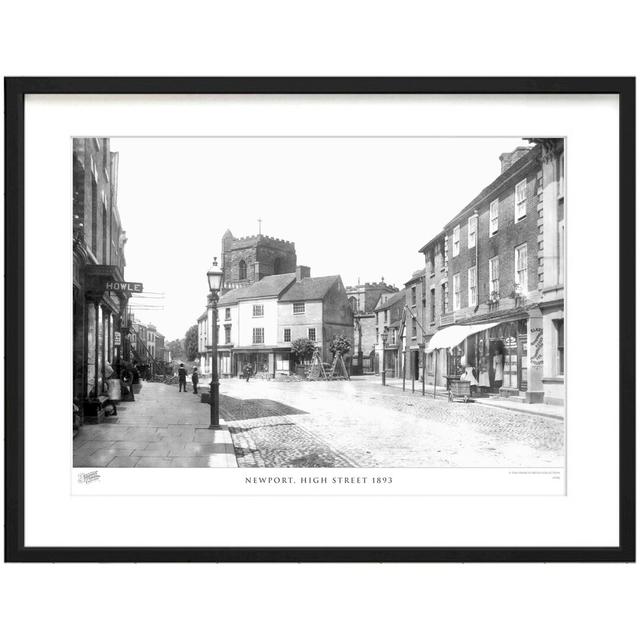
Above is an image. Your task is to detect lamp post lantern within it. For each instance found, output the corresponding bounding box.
[206,257,223,429]
[381,329,388,386]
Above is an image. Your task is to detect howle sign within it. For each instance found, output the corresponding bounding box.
[105,281,144,293]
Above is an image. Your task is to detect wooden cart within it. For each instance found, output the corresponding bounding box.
[448,379,471,403]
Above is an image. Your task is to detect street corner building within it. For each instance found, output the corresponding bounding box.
[197,231,354,378]
[414,140,565,405]
[73,138,130,424]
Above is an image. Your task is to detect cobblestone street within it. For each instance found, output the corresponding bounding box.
[219,376,565,468]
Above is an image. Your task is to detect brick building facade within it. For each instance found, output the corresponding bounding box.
[419,140,565,404]
[402,268,428,383]
[419,230,448,387]
[373,289,407,377]
[346,281,399,373]
[72,138,129,422]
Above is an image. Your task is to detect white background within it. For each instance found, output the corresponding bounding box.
[1,2,638,639]
[27,94,603,544]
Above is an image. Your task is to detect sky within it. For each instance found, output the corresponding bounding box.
[110,137,530,341]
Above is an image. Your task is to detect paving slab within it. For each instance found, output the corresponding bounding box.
[74,382,238,468]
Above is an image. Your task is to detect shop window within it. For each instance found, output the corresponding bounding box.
[468,214,477,249]
[489,199,499,235]
[452,273,461,311]
[554,319,564,376]
[308,328,316,341]
[448,345,463,376]
[468,266,477,307]
[252,328,264,344]
[452,225,460,257]
[515,178,527,221]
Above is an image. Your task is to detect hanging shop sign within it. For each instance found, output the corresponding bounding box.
[105,281,144,293]
[114,331,122,346]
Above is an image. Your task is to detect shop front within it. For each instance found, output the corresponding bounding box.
[232,347,292,378]
[76,264,130,421]
[427,309,546,403]
[449,319,529,395]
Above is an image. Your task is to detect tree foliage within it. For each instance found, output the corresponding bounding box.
[329,334,351,357]
[184,325,199,362]
[290,337,316,364]
[165,338,185,361]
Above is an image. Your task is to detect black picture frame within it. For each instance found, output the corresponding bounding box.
[4,77,635,563]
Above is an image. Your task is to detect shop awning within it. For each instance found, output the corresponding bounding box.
[425,322,500,353]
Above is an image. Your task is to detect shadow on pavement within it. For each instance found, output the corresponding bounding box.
[219,394,307,422]
[229,421,296,434]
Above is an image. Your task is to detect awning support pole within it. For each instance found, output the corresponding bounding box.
[433,350,438,399]
[402,349,406,392]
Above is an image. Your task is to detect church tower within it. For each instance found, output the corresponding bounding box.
[220,229,297,290]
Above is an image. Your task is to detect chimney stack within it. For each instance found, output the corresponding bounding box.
[499,146,531,174]
[296,265,311,282]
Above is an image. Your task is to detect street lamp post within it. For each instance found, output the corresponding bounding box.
[381,329,388,386]
[207,258,223,429]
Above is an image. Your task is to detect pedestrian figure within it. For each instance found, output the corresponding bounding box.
[177,363,187,392]
[120,362,135,402]
[104,361,120,415]
[243,363,253,382]
[192,367,199,394]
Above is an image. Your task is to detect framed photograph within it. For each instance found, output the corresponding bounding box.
[4,77,635,562]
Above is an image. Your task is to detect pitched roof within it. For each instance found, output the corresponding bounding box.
[279,275,341,302]
[405,267,426,285]
[375,289,406,311]
[218,273,296,305]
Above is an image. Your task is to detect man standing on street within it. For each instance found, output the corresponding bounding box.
[191,366,199,395]
[177,363,187,392]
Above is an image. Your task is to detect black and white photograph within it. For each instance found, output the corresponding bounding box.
[6,76,632,564]
[72,136,566,476]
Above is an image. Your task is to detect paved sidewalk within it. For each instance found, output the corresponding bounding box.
[355,376,564,420]
[73,381,237,468]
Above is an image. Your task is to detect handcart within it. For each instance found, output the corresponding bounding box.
[448,379,471,403]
